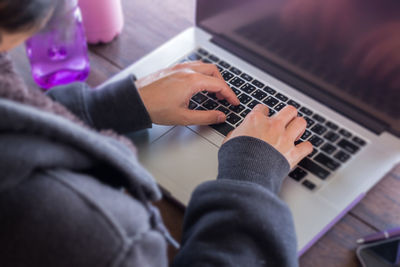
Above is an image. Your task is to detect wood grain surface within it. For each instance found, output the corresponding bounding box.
[7,0,400,266]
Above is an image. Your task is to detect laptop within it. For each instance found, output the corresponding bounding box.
[106,0,400,255]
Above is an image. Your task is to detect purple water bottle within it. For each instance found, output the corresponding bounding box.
[25,0,90,90]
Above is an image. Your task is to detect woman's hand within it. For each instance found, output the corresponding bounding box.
[224,104,312,169]
[136,61,239,126]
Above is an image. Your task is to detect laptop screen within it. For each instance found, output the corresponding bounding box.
[197,0,400,135]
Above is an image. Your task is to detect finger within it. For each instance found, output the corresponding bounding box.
[290,141,313,168]
[273,105,298,127]
[252,104,269,117]
[192,74,240,105]
[216,92,225,100]
[182,109,226,125]
[177,61,224,80]
[285,117,307,141]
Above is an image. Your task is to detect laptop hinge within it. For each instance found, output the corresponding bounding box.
[211,34,389,135]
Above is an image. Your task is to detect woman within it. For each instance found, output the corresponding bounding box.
[0,0,311,266]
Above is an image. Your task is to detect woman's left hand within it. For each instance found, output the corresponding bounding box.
[136,61,239,126]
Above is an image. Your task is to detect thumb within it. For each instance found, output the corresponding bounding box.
[183,109,226,125]
[290,141,314,168]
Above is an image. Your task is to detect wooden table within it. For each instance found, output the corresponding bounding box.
[9,1,400,266]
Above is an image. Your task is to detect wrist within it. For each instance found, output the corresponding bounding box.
[217,136,290,193]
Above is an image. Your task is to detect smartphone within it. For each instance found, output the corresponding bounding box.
[357,237,400,267]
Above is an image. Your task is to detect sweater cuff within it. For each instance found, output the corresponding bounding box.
[86,75,152,133]
[217,136,290,193]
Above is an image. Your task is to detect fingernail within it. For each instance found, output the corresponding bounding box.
[218,114,226,123]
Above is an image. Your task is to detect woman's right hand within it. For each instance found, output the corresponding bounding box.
[224,104,313,169]
[136,61,239,126]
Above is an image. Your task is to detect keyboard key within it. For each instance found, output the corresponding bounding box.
[276,93,288,102]
[308,148,318,157]
[216,65,223,72]
[304,117,315,128]
[263,86,276,95]
[294,140,303,146]
[337,139,359,154]
[339,129,352,138]
[314,153,341,171]
[217,106,230,115]
[326,121,339,130]
[229,104,245,113]
[197,48,208,56]
[289,167,308,181]
[301,130,312,140]
[226,113,241,125]
[274,103,286,111]
[202,58,212,64]
[247,100,260,109]
[210,122,234,136]
[208,54,219,62]
[298,158,330,179]
[251,90,267,101]
[218,99,230,107]
[269,109,276,116]
[203,99,218,110]
[240,73,253,81]
[311,124,328,135]
[178,58,189,63]
[229,66,242,75]
[251,79,264,88]
[187,52,202,61]
[263,96,279,108]
[300,107,313,116]
[189,101,197,110]
[238,94,252,104]
[231,87,241,96]
[312,114,326,123]
[207,92,217,100]
[287,99,300,109]
[241,83,256,94]
[219,61,230,68]
[192,93,208,104]
[229,77,245,88]
[302,180,316,190]
[298,112,304,117]
[324,131,340,142]
[352,136,366,146]
[309,135,324,147]
[221,71,234,81]
[240,109,251,118]
[334,150,351,163]
[321,143,337,154]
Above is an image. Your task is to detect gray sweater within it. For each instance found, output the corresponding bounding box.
[0,56,298,266]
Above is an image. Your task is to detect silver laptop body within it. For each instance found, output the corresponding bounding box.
[107,0,400,255]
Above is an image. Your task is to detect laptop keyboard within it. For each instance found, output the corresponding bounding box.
[182,48,367,191]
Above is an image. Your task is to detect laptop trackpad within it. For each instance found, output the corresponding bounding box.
[138,126,219,205]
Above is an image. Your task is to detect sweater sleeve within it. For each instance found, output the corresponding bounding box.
[46,75,152,133]
[173,136,299,267]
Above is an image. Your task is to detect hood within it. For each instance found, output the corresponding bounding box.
[0,98,161,201]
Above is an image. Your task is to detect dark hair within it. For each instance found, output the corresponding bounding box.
[0,0,58,34]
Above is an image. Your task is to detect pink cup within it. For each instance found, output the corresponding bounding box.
[78,0,124,44]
